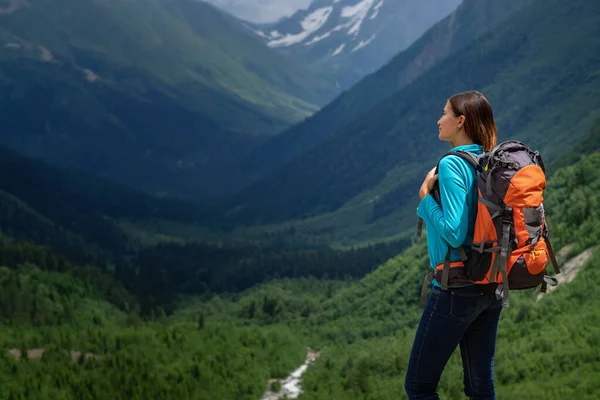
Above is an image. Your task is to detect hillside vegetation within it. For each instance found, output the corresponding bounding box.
[0,0,338,200]
[1,149,598,400]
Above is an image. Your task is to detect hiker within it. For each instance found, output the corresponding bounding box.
[405,90,501,399]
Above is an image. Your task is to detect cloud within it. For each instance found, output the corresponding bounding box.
[203,0,312,23]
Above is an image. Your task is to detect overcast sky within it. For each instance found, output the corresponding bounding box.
[203,0,312,23]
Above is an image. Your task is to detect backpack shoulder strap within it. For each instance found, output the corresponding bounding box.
[431,150,481,202]
[445,150,480,170]
[417,150,482,237]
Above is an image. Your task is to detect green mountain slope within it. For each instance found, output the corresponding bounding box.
[0,0,339,200]
[1,143,598,400]
[0,143,408,318]
[550,118,600,172]
[218,0,600,243]
[294,152,600,399]
[190,152,600,400]
[0,144,209,258]
[220,0,534,196]
[0,262,306,400]
[296,250,600,399]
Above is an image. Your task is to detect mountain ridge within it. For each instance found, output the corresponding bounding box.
[220,0,535,199]
[243,0,461,89]
[215,0,600,242]
[0,0,339,200]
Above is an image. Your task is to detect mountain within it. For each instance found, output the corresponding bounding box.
[0,0,339,200]
[0,142,408,313]
[550,119,600,172]
[0,143,209,258]
[222,0,535,198]
[244,0,461,89]
[216,0,600,243]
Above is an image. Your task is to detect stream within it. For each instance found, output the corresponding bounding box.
[261,348,320,400]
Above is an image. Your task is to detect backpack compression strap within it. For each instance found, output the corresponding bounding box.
[440,245,469,290]
[542,219,561,275]
[493,206,513,308]
[539,233,561,293]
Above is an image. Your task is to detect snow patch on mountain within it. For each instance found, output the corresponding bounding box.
[352,34,376,52]
[245,0,462,89]
[370,0,384,20]
[259,0,385,49]
[253,29,267,38]
[268,7,334,47]
[341,0,376,35]
[332,43,345,56]
[305,30,333,46]
[268,30,283,39]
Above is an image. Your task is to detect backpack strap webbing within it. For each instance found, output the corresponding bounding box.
[416,150,482,300]
[457,246,468,262]
[541,276,558,293]
[419,271,435,309]
[493,206,513,308]
[416,151,479,240]
[545,237,561,275]
[534,150,546,173]
[445,150,480,170]
[441,247,452,290]
[416,218,424,237]
[440,245,469,291]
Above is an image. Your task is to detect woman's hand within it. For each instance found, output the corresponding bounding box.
[419,167,438,200]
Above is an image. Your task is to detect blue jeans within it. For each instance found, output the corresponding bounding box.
[405,284,503,400]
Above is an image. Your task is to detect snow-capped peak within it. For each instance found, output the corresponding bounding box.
[268,6,334,47]
[244,0,462,89]
[340,0,376,36]
[258,0,386,50]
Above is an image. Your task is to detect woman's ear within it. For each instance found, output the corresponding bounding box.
[458,115,466,129]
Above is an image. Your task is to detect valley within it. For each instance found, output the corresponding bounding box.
[0,0,598,398]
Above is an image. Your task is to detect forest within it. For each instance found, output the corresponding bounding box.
[0,148,598,400]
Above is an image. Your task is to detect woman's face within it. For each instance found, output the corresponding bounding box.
[437,101,463,142]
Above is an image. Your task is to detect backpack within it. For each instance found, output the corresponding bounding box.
[417,140,561,308]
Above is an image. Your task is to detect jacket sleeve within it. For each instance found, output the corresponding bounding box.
[416,156,471,248]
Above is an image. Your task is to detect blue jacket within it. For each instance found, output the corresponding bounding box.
[416,144,483,286]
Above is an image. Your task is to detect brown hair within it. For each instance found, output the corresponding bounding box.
[448,91,497,151]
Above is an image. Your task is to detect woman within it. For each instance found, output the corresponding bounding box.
[405,90,501,400]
